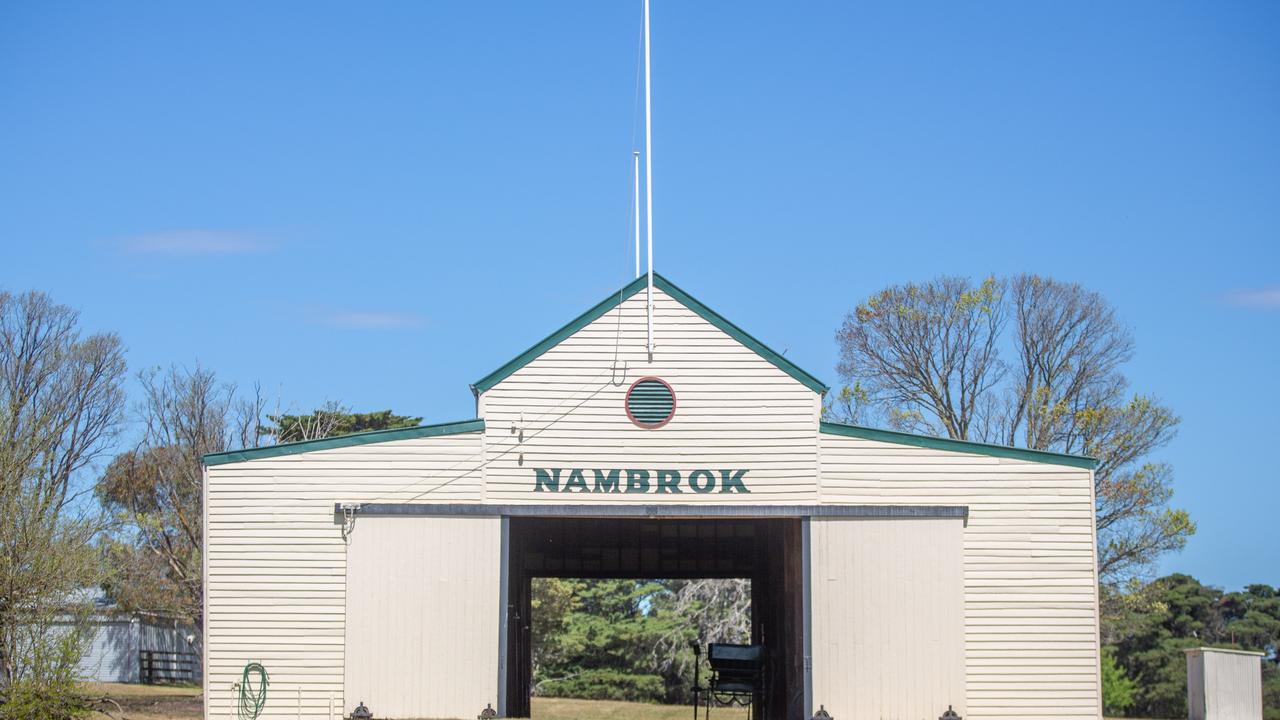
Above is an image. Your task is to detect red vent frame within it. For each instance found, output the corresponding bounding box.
[625,376,677,429]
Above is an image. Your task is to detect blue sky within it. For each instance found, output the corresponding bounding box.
[2,1,1276,589]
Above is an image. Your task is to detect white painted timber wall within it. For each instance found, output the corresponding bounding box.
[345,516,501,719]
[478,287,822,503]
[818,432,1101,719]
[204,431,485,720]
[810,517,967,718]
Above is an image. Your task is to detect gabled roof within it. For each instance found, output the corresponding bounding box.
[202,419,485,466]
[819,421,1099,469]
[471,273,829,395]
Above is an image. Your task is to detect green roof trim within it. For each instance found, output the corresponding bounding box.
[471,273,829,395]
[818,421,1099,469]
[202,419,485,466]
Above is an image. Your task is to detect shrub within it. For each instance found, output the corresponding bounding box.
[538,669,667,703]
[1101,645,1137,716]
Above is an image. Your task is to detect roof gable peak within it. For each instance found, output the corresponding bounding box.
[471,273,828,395]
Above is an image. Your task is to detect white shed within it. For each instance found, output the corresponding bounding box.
[1185,647,1264,720]
[202,273,1103,720]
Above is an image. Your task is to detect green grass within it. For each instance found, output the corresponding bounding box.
[532,697,747,720]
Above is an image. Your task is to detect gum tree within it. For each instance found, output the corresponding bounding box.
[0,291,126,715]
[834,274,1191,585]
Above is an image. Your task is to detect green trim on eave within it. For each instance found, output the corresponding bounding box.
[656,275,829,394]
[472,273,829,395]
[201,419,486,466]
[818,421,1099,469]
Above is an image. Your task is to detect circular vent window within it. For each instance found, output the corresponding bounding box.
[626,377,676,429]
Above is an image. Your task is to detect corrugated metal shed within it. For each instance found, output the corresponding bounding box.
[66,615,200,683]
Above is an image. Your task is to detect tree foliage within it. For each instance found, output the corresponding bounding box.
[533,580,668,701]
[835,276,1005,439]
[531,578,750,704]
[97,370,422,654]
[0,291,127,714]
[1101,646,1137,716]
[96,365,264,649]
[259,406,421,443]
[1105,574,1280,718]
[834,274,1191,584]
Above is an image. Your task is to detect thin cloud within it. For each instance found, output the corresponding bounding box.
[326,311,426,330]
[122,230,270,255]
[1223,286,1280,309]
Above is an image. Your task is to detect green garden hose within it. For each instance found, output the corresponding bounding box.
[237,661,268,720]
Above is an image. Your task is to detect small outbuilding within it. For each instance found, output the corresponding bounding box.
[64,605,200,684]
[202,273,1103,719]
[1185,647,1265,720]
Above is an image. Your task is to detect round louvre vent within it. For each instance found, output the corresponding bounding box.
[626,377,676,429]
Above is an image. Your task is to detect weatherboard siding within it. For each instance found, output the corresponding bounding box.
[201,275,1102,719]
[203,431,485,720]
[818,432,1102,719]
[477,287,823,503]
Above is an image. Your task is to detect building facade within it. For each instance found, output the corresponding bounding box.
[203,274,1102,719]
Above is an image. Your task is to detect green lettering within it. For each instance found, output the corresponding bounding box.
[688,469,715,493]
[534,468,560,492]
[656,470,682,493]
[564,469,588,492]
[592,469,621,493]
[718,469,749,493]
[626,469,651,493]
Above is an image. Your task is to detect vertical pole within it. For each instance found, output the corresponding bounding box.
[801,518,813,717]
[497,516,511,717]
[643,0,655,360]
[633,151,641,278]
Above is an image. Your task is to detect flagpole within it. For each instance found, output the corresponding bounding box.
[634,151,641,278]
[643,0,654,360]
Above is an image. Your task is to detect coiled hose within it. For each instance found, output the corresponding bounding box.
[237,661,268,720]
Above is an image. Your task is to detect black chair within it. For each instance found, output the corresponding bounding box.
[692,642,765,720]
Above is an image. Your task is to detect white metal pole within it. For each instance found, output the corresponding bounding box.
[643,0,655,359]
[633,151,641,278]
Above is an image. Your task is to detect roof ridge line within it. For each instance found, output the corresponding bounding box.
[202,418,486,466]
[818,420,1099,469]
[471,272,828,395]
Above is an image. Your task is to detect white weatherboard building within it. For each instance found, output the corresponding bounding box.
[203,273,1103,720]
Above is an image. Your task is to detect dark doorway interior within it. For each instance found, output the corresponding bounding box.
[505,517,805,720]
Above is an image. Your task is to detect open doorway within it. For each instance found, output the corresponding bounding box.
[504,517,806,720]
[530,577,751,713]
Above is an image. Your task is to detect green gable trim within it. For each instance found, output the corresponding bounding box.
[471,273,829,395]
[656,275,829,394]
[471,276,646,395]
[818,421,1099,470]
[202,419,485,466]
